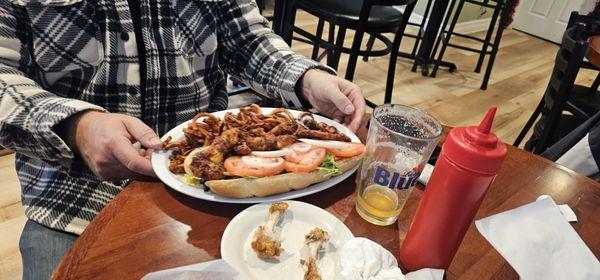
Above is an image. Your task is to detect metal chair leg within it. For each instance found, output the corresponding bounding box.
[430,0,457,62]
[365,98,378,108]
[384,31,404,104]
[474,3,501,73]
[590,73,600,92]
[330,26,346,71]
[345,28,366,81]
[410,0,433,57]
[326,23,336,67]
[513,100,544,147]
[311,19,325,60]
[363,35,376,62]
[282,1,297,46]
[431,0,464,78]
[480,0,513,90]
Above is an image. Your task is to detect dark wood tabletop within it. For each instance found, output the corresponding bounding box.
[52,115,600,280]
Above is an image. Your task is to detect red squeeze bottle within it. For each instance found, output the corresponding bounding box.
[399,106,507,271]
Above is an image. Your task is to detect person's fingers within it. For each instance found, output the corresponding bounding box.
[330,84,355,115]
[93,154,139,181]
[346,87,366,132]
[112,136,156,177]
[122,117,163,149]
[343,115,352,127]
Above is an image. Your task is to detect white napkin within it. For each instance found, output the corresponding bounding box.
[475,196,600,280]
[417,164,434,185]
[338,237,444,280]
[141,259,242,280]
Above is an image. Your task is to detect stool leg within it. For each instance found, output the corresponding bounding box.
[282,1,297,46]
[345,28,366,81]
[480,2,509,90]
[326,23,336,66]
[590,73,600,92]
[513,99,544,147]
[311,19,325,60]
[411,0,434,57]
[330,26,347,71]
[431,0,464,78]
[363,35,376,62]
[475,3,501,73]
[431,0,457,61]
[384,30,405,104]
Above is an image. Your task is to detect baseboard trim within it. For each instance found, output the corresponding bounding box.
[454,18,492,35]
[410,10,492,35]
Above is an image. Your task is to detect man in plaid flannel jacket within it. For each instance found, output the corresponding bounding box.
[0,0,366,278]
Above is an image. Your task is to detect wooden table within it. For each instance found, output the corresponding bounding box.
[53,117,600,279]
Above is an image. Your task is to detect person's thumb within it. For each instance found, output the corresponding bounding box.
[331,88,355,115]
[122,117,163,149]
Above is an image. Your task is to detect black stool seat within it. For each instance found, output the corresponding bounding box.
[297,0,404,31]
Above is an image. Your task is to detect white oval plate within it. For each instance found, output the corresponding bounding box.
[221,201,354,279]
[152,108,361,204]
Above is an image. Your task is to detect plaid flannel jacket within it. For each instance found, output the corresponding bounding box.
[0,0,328,234]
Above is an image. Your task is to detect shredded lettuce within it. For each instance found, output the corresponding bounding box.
[317,153,341,175]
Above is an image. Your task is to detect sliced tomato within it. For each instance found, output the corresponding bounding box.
[285,143,315,163]
[327,143,366,158]
[284,148,327,173]
[224,156,285,178]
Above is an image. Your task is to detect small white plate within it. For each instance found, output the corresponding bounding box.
[152,108,361,204]
[221,201,354,280]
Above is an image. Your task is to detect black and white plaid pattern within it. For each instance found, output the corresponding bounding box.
[0,0,329,234]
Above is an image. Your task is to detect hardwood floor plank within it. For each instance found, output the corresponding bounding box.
[0,216,26,280]
[0,154,19,212]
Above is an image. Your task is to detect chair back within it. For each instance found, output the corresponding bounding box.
[567,11,600,35]
[533,24,589,153]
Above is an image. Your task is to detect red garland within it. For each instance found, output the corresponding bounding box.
[589,0,600,17]
[503,0,520,29]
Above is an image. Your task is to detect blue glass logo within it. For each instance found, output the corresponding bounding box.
[373,166,419,190]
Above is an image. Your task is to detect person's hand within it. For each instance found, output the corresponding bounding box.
[58,111,163,181]
[300,69,366,133]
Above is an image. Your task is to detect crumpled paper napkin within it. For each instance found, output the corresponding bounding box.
[339,237,444,280]
[475,196,600,280]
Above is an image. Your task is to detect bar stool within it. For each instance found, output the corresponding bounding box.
[514,13,600,153]
[363,0,435,62]
[283,0,417,107]
[430,0,512,90]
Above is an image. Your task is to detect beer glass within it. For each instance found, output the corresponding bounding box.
[356,104,442,226]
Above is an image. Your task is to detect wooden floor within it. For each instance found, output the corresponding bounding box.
[0,12,598,279]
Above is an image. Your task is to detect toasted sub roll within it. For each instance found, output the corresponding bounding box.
[205,155,363,198]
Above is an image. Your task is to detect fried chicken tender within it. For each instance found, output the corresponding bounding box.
[245,134,279,151]
[188,159,225,180]
[251,202,289,259]
[276,134,297,149]
[296,128,351,142]
[270,121,298,136]
[213,128,241,152]
[188,128,241,179]
[233,143,252,156]
[300,228,330,280]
